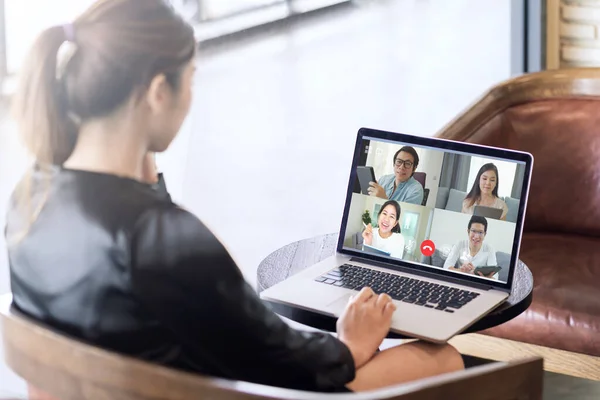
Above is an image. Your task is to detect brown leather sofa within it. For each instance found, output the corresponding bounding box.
[435,68,600,358]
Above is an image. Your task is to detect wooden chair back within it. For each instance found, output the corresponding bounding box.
[1,294,543,400]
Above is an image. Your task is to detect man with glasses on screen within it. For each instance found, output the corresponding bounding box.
[443,216,499,280]
[368,146,424,205]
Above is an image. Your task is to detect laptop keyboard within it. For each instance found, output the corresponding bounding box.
[315,264,480,313]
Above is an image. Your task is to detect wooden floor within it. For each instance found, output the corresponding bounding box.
[383,332,600,381]
[449,333,600,381]
[379,333,600,399]
[462,335,600,400]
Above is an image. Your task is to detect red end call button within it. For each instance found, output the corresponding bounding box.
[420,240,435,257]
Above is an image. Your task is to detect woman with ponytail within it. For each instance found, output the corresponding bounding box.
[5,0,463,393]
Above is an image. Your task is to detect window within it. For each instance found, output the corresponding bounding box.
[1,0,350,84]
[200,0,284,20]
[5,0,97,74]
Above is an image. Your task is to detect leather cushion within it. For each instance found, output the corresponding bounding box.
[461,100,600,236]
[482,232,600,356]
[488,100,600,236]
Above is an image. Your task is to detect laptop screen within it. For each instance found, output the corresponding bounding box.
[338,128,532,290]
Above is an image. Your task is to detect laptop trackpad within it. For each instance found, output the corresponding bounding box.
[327,293,353,316]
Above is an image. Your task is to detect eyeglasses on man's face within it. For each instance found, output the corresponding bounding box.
[469,229,485,237]
[394,158,414,169]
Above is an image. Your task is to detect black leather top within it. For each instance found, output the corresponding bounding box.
[4,166,355,392]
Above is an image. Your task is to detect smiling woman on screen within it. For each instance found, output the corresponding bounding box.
[462,163,508,221]
[362,200,405,259]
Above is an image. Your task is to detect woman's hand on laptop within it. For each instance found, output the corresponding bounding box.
[336,287,396,369]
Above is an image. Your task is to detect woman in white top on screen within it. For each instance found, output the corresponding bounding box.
[362,200,405,259]
[443,216,498,279]
[462,163,508,221]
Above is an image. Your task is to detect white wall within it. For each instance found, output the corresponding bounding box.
[365,140,444,208]
[428,209,516,255]
[155,115,194,204]
[5,0,97,73]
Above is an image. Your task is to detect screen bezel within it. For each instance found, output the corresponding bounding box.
[336,127,534,292]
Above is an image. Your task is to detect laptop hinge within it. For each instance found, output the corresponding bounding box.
[349,256,497,291]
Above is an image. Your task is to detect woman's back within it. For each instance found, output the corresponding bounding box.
[7,166,357,390]
[8,167,191,367]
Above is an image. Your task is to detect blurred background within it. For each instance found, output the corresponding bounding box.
[0,0,560,396]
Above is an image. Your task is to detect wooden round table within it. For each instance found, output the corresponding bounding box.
[257,233,533,339]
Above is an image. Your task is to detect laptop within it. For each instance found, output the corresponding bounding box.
[473,205,503,220]
[260,128,533,343]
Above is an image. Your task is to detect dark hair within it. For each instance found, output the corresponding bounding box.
[464,163,500,208]
[468,215,488,233]
[8,0,196,244]
[378,200,402,233]
[393,146,419,177]
[12,0,196,166]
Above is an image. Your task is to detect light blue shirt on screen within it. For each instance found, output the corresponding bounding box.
[378,174,424,205]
